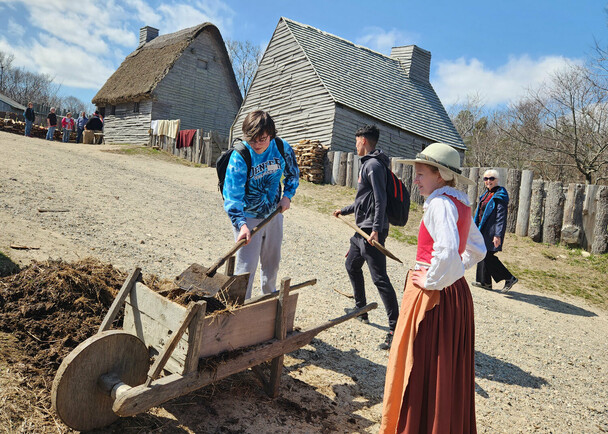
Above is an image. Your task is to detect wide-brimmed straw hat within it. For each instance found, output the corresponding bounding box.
[397,142,475,186]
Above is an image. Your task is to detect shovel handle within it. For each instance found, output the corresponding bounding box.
[206,206,283,276]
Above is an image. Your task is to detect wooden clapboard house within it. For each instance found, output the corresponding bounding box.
[231,18,464,157]
[93,24,242,145]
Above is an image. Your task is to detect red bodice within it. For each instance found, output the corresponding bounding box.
[416,194,471,264]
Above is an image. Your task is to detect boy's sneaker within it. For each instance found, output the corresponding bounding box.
[344,307,369,324]
[379,331,394,350]
[501,277,518,293]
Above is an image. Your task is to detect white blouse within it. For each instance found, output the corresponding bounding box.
[418,186,487,290]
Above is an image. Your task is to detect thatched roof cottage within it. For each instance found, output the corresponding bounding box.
[93,23,242,145]
[231,18,464,158]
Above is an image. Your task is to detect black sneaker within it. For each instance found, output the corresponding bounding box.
[471,281,492,290]
[501,277,518,293]
[379,331,394,350]
[344,307,369,324]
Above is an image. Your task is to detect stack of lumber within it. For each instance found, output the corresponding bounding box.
[0,118,63,140]
[293,139,329,183]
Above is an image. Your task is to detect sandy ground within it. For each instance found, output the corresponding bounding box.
[1,130,607,433]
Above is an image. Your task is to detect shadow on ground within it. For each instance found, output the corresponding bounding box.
[503,291,597,317]
[0,251,19,277]
[475,351,548,389]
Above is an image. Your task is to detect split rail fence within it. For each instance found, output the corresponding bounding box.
[324,151,608,254]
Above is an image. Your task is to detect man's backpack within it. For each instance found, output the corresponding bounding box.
[385,166,410,226]
[216,137,285,195]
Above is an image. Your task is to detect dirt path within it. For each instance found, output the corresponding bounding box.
[1,131,607,433]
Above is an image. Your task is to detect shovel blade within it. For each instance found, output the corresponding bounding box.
[176,263,249,304]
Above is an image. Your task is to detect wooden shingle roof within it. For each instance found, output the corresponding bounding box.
[92,23,239,105]
[282,18,465,149]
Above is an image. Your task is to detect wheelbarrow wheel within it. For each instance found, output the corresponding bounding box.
[51,330,149,431]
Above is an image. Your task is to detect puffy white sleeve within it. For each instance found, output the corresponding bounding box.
[462,220,487,269]
[423,197,466,290]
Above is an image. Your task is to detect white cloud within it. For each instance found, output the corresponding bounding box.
[157,0,235,35]
[0,0,235,94]
[433,55,583,107]
[355,26,420,55]
[7,18,25,37]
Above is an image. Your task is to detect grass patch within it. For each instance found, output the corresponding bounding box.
[103,145,204,167]
[389,227,418,245]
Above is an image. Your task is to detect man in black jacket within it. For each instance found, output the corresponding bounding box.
[333,125,399,350]
[85,111,104,144]
[24,102,35,137]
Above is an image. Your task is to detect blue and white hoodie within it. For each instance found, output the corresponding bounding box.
[223,138,299,229]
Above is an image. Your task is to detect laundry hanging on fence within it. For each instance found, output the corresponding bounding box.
[176,129,196,148]
[150,120,159,135]
[166,120,180,139]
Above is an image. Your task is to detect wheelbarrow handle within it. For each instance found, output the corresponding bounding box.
[206,206,283,276]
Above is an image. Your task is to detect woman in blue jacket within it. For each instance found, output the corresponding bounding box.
[472,169,518,293]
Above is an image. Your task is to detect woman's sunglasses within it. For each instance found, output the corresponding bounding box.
[483,177,496,181]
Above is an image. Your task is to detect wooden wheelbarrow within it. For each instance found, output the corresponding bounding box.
[51,266,376,431]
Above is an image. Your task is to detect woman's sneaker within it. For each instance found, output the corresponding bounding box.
[379,331,394,350]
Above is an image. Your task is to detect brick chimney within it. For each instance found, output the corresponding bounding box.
[139,26,159,47]
[390,45,431,83]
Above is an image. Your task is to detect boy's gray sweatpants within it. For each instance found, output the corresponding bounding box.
[232,213,284,299]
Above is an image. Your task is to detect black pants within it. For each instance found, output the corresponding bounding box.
[476,251,513,287]
[345,230,399,332]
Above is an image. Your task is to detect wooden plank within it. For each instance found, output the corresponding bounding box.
[123,283,189,374]
[145,302,202,386]
[267,278,290,397]
[184,301,207,373]
[113,302,378,417]
[98,267,141,333]
[198,293,298,358]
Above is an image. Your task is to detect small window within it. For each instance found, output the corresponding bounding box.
[110,105,116,115]
[133,102,140,113]
[197,59,208,70]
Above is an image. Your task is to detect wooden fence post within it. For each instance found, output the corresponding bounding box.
[591,186,608,254]
[515,170,534,237]
[506,169,521,233]
[332,151,341,185]
[346,153,354,188]
[467,167,479,210]
[352,155,361,190]
[458,168,470,193]
[543,181,565,245]
[401,164,412,193]
[528,179,545,242]
[338,152,348,186]
[324,151,334,185]
[561,183,586,247]
[582,184,599,250]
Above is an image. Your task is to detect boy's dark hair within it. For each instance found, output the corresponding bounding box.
[355,124,380,147]
[242,110,277,141]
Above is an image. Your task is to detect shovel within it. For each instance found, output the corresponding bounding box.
[337,215,403,264]
[176,207,283,297]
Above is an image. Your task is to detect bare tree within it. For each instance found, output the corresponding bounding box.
[225,39,262,96]
[504,64,608,184]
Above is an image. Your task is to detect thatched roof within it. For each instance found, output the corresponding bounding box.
[93,23,239,105]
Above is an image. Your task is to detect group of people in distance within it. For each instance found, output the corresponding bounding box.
[225,110,518,433]
[22,103,104,143]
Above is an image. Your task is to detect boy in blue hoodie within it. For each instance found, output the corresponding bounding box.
[223,111,299,299]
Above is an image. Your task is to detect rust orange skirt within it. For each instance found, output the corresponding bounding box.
[380,272,476,434]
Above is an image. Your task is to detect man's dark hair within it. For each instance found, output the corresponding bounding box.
[242,110,277,141]
[355,125,380,147]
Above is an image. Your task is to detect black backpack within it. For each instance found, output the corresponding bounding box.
[216,137,286,195]
[385,165,410,226]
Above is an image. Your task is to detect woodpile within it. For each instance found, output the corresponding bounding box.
[293,139,329,183]
[0,118,69,140]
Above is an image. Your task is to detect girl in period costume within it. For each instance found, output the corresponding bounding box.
[380,143,486,434]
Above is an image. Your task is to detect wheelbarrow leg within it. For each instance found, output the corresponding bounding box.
[266,277,290,397]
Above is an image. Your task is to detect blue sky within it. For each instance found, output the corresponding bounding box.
[0,0,606,110]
